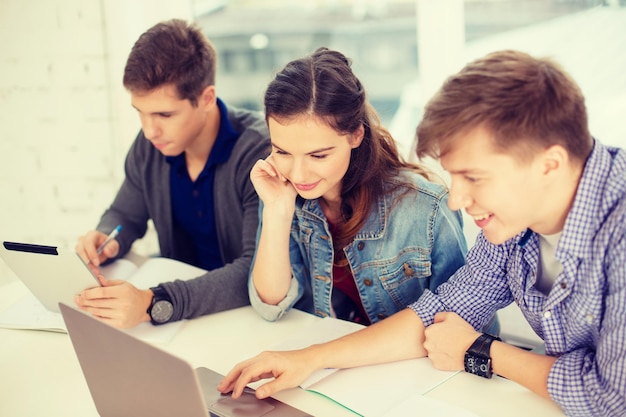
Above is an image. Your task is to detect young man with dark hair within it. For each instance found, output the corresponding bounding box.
[218,50,625,417]
[74,19,270,329]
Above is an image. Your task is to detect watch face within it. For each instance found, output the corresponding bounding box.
[464,354,492,378]
[151,300,174,324]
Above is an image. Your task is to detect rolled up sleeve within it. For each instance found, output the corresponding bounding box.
[248,276,301,322]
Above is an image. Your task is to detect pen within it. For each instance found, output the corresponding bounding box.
[96,225,122,255]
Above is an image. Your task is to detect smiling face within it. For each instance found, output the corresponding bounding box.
[130,84,216,157]
[440,125,568,245]
[268,115,363,203]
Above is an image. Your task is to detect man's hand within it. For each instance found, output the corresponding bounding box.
[75,230,120,268]
[423,311,481,371]
[217,349,319,400]
[74,274,153,329]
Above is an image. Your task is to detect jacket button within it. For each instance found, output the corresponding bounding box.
[377,313,386,320]
[363,278,373,286]
[357,242,365,250]
[403,263,413,276]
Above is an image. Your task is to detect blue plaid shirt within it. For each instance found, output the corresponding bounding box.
[410,140,626,417]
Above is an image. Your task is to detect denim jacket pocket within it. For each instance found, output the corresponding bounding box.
[378,251,432,308]
[294,223,314,247]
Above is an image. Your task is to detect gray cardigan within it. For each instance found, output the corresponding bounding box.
[97,104,270,321]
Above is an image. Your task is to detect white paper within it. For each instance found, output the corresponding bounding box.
[0,257,206,343]
[381,392,481,417]
[266,316,459,417]
[306,359,458,417]
[269,317,365,387]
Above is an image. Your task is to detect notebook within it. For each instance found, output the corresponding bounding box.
[0,257,209,343]
[58,302,312,417]
[0,241,100,312]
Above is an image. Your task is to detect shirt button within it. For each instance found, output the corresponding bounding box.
[192,190,199,198]
[560,281,567,289]
[363,278,373,286]
[585,314,594,324]
[357,242,365,251]
[543,311,552,319]
[197,210,203,218]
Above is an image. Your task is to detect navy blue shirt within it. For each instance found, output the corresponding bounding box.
[166,98,240,270]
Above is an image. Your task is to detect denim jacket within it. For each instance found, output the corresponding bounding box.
[249,170,468,323]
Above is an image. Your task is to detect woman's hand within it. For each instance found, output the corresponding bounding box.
[250,156,297,211]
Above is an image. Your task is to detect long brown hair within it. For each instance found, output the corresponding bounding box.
[265,47,430,258]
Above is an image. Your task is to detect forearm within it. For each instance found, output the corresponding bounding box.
[251,208,295,305]
[490,341,557,400]
[161,258,252,321]
[98,133,155,254]
[306,309,428,370]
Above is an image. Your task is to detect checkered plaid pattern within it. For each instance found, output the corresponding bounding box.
[410,140,626,416]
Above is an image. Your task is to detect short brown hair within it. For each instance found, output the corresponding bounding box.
[123,19,216,106]
[416,50,593,163]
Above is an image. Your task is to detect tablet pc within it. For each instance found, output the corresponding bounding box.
[0,241,100,312]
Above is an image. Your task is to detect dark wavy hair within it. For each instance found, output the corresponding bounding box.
[417,50,593,163]
[265,47,430,257]
[123,19,216,106]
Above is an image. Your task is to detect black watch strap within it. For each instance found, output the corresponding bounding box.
[467,333,501,358]
[464,333,502,379]
[149,286,171,305]
[148,286,174,325]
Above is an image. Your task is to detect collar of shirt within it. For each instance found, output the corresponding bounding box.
[516,140,615,257]
[165,97,240,176]
[298,187,389,241]
[514,139,624,306]
[556,139,619,260]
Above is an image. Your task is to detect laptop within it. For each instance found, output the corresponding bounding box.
[58,303,313,417]
[0,241,100,312]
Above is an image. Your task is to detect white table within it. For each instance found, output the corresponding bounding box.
[0,279,565,417]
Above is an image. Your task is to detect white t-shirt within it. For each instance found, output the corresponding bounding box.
[536,232,563,295]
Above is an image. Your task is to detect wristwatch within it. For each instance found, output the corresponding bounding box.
[464,333,502,378]
[147,286,174,325]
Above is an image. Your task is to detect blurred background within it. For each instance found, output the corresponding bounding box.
[1,0,625,346]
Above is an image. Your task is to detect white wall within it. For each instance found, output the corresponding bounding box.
[0,0,194,244]
[1,0,114,247]
[0,0,192,282]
